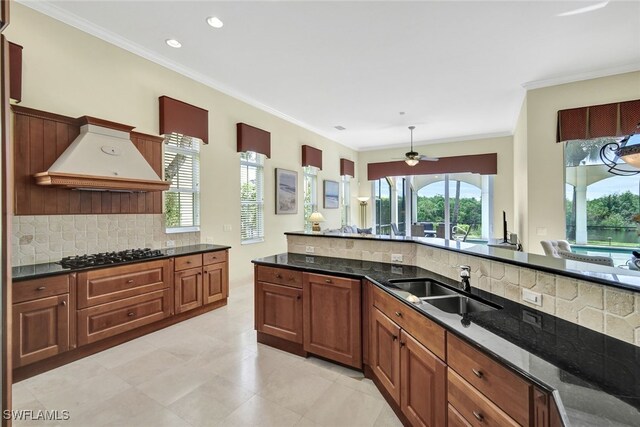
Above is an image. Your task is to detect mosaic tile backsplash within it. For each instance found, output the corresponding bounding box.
[13,214,200,266]
[287,235,640,348]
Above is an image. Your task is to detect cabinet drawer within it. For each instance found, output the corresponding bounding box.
[77,289,171,346]
[256,266,303,288]
[372,285,445,360]
[175,254,202,271]
[77,260,171,309]
[14,275,70,304]
[447,333,530,426]
[448,404,472,427]
[448,369,519,427]
[203,250,227,265]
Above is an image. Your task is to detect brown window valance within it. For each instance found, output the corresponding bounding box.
[556,99,640,142]
[302,145,322,169]
[159,96,209,144]
[237,123,271,158]
[340,158,355,177]
[367,153,497,181]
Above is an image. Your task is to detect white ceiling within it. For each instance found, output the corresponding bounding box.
[21,0,640,151]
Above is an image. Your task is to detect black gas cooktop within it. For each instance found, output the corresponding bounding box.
[58,248,163,269]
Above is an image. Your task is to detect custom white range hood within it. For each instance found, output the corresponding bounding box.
[34,117,169,192]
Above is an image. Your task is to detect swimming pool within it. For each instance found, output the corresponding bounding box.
[572,245,635,267]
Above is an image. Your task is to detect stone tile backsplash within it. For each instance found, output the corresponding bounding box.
[288,235,640,348]
[13,214,200,266]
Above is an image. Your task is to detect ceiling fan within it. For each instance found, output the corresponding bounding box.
[399,126,438,166]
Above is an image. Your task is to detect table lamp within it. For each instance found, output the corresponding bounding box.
[309,212,325,232]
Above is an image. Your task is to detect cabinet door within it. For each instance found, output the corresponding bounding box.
[370,307,401,404]
[203,262,228,305]
[13,294,69,367]
[174,267,203,314]
[400,330,446,427]
[303,273,361,368]
[255,281,303,343]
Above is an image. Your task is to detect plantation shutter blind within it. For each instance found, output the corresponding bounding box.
[240,154,265,241]
[164,133,200,229]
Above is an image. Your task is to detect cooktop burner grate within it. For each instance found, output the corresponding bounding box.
[58,248,163,269]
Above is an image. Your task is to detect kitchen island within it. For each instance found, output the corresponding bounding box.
[253,243,639,426]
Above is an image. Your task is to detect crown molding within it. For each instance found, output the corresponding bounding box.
[17,0,344,146]
[357,131,513,152]
[522,62,640,90]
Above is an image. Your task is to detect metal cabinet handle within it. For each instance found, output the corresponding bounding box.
[472,368,484,379]
[400,341,406,347]
[36,286,46,291]
[275,274,282,279]
[127,312,135,317]
[325,279,332,283]
[395,311,402,317]
[392,335,398,341]
[126,280,134,284]
[61,300,67,306]
[197,272,202,275]
[296,295,301,300]
[473,411,484,422]
[204,271,208,274]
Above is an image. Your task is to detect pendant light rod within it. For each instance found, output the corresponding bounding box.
[409,126,415,151]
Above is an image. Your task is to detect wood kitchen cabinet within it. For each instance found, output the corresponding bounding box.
[303,272,361,369]
[255,281,303,343]
[13,294,69,368]
[370,306,445,427]
[174,267,203,314]
[203,252,228,305]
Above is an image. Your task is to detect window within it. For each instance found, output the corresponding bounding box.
[240,151,265,243]
[164,133,200,232]
[565,137,639,249]
[396,178,406,234]
[341,175,351,226]
[415,173,486,240]
[303,166,318,231]
[373,178,392,235]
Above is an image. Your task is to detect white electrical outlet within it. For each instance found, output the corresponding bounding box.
[223,224,232,232]
[391,253,403,263]
[305,246,315,254]
[522,289,542,307]
[166,240,175,248]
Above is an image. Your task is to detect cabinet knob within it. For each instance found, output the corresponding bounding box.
[204,271,208,274]
[473,411,484,422]
[392,335,398,341]
[127,312,135,317]
[36,286,46,291]
[126,280,134,284]
[395,311,402,317]
[472,368,484,379]
[60,300,66,306]
[400,341,406,347]
[186,261,191,264]
[197,272,202,275]
[325,279,332,284]
[275,274,282,279]
[296,295,301,300]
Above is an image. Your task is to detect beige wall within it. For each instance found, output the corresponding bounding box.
[356,136,515,236]
[513,96,528,249]
[524,71,640,253]
[6,4,358,284]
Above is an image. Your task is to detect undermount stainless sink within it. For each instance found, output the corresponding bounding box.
[387,278,501,315]
[423,295,500,315]
[388,278,459,298]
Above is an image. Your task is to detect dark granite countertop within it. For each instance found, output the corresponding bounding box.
[12,244,230,282]
[286,231,640,292]
[253,253,640,427]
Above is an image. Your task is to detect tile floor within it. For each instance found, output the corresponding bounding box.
[12,281,402,427]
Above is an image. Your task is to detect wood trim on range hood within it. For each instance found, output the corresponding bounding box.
[27,108,169,193]
[33,172,169,192]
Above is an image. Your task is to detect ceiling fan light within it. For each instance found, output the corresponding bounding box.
[616,134,640,168]
[405,158,419,167]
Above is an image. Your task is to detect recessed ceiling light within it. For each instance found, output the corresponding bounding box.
[399,112,405,115]
[334,125,346,131]
[206,16,224,28]
[165,39,182,48]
